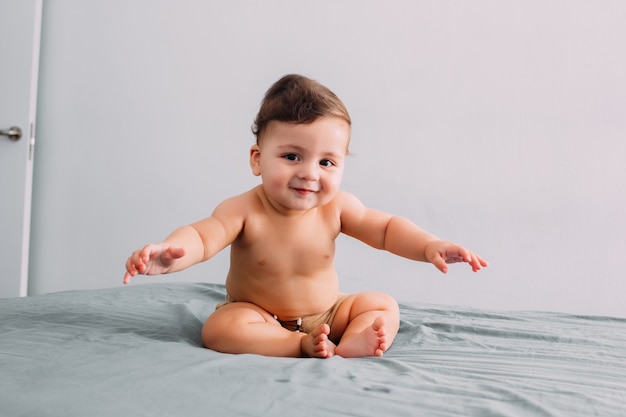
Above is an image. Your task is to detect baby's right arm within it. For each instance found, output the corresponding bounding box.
[123,193,248,284]
[123,242,188,284]
[123,222,210,284]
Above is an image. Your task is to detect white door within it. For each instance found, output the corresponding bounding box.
[0,0,42,298]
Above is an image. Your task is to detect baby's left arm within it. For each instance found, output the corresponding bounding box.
[423,240,488,273]
[338,192,488,273]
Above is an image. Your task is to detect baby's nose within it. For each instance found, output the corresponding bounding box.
[297,162,320,180]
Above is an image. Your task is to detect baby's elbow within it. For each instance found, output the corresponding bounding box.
[379,218,394,251]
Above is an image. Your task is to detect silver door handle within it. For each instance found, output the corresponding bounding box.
[0,126,22,141]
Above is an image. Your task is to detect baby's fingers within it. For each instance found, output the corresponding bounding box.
[126,245,156,274]
[468,253,489,272]
[142,244,164,262]
[124,253,143,284]
[166,246,186,259]
[454,246,473,264]
[431,252,449,274]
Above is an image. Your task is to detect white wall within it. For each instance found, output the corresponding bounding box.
[31,1,626,317]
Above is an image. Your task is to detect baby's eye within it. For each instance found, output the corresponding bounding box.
[283,153,300,161]
[320,159,335,167]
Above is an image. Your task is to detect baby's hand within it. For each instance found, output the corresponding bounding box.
[123,244,186,284]
[425,241,488,274]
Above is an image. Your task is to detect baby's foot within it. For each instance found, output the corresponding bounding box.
[301,323,336,358]
[335,316,388,358]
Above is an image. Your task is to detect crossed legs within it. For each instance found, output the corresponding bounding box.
[201,291,400,358]
[331,292,400,358]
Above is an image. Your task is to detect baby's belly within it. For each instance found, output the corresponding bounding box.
[225,272,340,320]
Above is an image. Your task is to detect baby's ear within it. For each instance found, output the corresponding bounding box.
[249,145,261,176]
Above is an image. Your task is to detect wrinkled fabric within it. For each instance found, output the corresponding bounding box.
[1,283,624,417]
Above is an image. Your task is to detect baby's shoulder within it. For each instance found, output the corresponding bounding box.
[329,190,364,211]
[317,191,365,224]
[212,187,263,219]
[220,186,262,206]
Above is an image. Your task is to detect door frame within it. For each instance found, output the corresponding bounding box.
[0,0,42,297]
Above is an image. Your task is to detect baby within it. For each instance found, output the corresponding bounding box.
[124,74,488,358]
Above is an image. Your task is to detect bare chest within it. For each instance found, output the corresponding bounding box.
[235,211,339,275]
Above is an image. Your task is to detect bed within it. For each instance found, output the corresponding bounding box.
[1,282,624,416]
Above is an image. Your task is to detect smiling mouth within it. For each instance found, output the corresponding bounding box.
[292,187,316,195]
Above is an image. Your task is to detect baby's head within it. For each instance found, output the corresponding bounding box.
[252,74,351,144]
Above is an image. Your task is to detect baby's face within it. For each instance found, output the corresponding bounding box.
[250,117,350,214]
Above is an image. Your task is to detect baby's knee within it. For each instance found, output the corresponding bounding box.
[200,316,220,350]
[372,291,399,312]
[356,291,399,316]
[201,311,236,351]
[380,293,400,319]
[381,292,398,308]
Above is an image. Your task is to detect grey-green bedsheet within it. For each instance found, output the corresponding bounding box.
[1,283,624,416]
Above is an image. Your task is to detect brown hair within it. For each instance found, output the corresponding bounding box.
[252,74,351,142]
